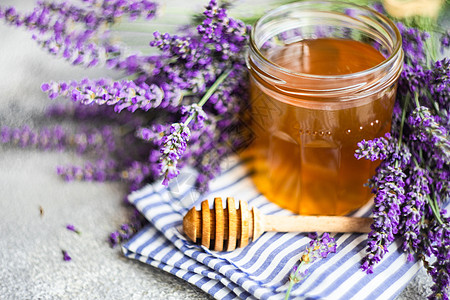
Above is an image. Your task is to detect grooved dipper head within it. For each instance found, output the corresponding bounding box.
[182,197,263,251]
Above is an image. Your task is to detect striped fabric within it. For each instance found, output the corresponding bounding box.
[122,156,423,300]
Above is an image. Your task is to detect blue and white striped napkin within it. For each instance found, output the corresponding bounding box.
[122,156,422,300]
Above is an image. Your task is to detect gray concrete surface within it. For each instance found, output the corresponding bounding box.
[0,0,433,299]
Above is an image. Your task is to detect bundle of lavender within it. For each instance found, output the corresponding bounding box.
[0,0,448,299]
[354,14,450,300]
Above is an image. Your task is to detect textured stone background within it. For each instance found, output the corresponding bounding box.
[0,0,438,299]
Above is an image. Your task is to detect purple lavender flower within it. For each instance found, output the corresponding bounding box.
[206,65,248,115]
[0,122,112,156]
[109,209,147,247]
[361,150,408,274]
[119,223,133,240]
[419,217,450,300]
[136,125,165,143]
[370,2,385,14]
[62,250,71,261]
[433,168,450,206]
[398,63,426,96]
[409,106,450,165]
[73,126,116,154]
[355,133,393,161]
[33,32,109,68]
[159,123,190,186]
[426,58,450,112]
[344,8,358,18]
[120,161,151,191]
[41,0,158,28]
[66,224,81,235]
[197,0,248,60]
[354,22,448,286]
[285,233,336,298]
[147,0,248,96]
[0,126,11,143]
[440,30,450,53]
[127,0,248,188]
[137,120,221,192]
[0,1,157,70]
[180,104,208,129]
[290,232,337,276]
[179,120,227,193]
[396,22,430,64]
[57,160,118,182]
[149,31,216,93]
[0,125,117,155]
[42,78,167,113]
[0,125,64,150]
[150,32,210,66]
[401,167,430,260]
[109,231,120,248]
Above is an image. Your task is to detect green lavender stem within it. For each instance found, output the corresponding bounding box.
[398,93,410,148]
[183,68,232,126]
[284,282,295,300]
[428,194,444,225]
[284,261,307,300]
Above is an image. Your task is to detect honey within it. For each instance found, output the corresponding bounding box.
[267,39,385,76]
[246,2,403,215]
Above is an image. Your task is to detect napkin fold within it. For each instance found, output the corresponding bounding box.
[122,156,422,300]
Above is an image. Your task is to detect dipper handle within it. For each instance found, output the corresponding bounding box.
[264,215,372,234]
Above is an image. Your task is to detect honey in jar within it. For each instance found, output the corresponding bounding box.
[245,1,403,215]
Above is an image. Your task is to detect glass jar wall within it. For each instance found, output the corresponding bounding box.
[245,1,403,215]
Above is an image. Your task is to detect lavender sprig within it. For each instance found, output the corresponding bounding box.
[41,78,166,113]
[158,68,232,185]
[197,0,248,60]
[426,58,450,115]
[40,0,158,27]
[66,224,81,235]
[0,125,116,154]
[284,233,337,300]
[61,249,71,261]
[149,32,215,93]
[361,160,407,273]
[401,166,430,260]
[355,133,393,161]
[441,30,450,53]
[180,104,208,130]
[396,22,430,64]
[358,134,411,273]
[0,1,157,70]
[423,217,450,300]
[356,21,450,299]
[57,159,119,182]
[158,123,190,186]
[409,105,450,165]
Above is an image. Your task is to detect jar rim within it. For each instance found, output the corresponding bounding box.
[249,0,403,80]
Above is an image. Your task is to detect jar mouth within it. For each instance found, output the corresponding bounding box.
[249,0,403,80]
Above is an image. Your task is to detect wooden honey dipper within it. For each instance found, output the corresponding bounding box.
[183,197,373,251]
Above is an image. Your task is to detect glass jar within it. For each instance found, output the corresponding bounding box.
[245,1,403,215]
